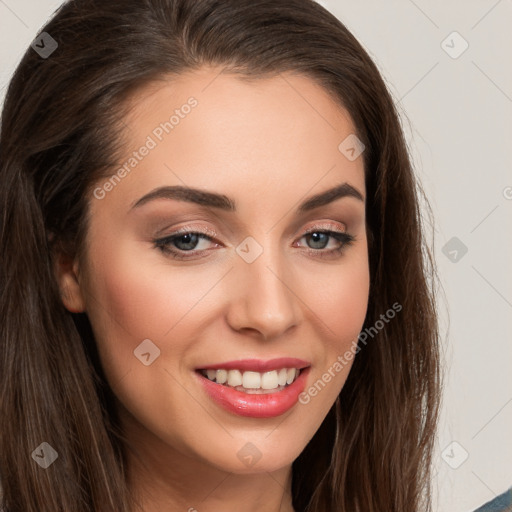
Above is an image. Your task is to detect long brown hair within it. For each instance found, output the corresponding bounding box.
[0,0,441,510]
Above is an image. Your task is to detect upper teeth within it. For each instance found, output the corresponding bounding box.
[202,368,300,390]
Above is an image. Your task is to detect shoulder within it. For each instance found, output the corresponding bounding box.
[473,488,512,512]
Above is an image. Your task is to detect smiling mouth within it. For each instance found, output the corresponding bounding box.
[197,367,303,394]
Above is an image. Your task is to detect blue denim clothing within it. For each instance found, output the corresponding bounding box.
[474,488,512,511]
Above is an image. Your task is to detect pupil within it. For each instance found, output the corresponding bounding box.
[308,232,328,249]
[175,233,199,250]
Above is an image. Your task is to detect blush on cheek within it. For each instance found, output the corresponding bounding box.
[87,237,164,332]
[85,252,211,367]
[323,271,369,352]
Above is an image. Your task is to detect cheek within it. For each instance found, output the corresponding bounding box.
[294,256,369,437]
[84,236,203,338]
[332,265,369,339]
[81,236,233,386]
[80,239,188,381]
[313,255,370,345]
[305,252,370,396]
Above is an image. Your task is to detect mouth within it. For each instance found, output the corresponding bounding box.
[194,358,311,418]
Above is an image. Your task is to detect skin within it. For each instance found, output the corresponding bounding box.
[55,66,370,512]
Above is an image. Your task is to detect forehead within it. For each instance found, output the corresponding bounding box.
[93,66,365,214]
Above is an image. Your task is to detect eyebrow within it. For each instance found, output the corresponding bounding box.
[130,182,364,213]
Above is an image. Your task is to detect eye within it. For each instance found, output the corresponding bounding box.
[153,226,355,260]
[153,230,219,259]
[297,229,355,258]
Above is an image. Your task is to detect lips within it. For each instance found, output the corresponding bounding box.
[195,358,311,418]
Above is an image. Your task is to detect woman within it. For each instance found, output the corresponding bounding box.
[0,0,441,510]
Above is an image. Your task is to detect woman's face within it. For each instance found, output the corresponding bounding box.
[60,66,369,476]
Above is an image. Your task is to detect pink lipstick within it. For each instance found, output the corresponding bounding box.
[195,358,310,418]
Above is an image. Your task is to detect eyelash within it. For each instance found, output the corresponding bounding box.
[153,226,355,261]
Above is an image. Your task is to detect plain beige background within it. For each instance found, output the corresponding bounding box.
[1,1,511,510]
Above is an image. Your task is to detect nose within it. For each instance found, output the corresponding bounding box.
[225,243,302,341]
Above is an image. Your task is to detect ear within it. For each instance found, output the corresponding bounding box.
[53,249,86,313]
